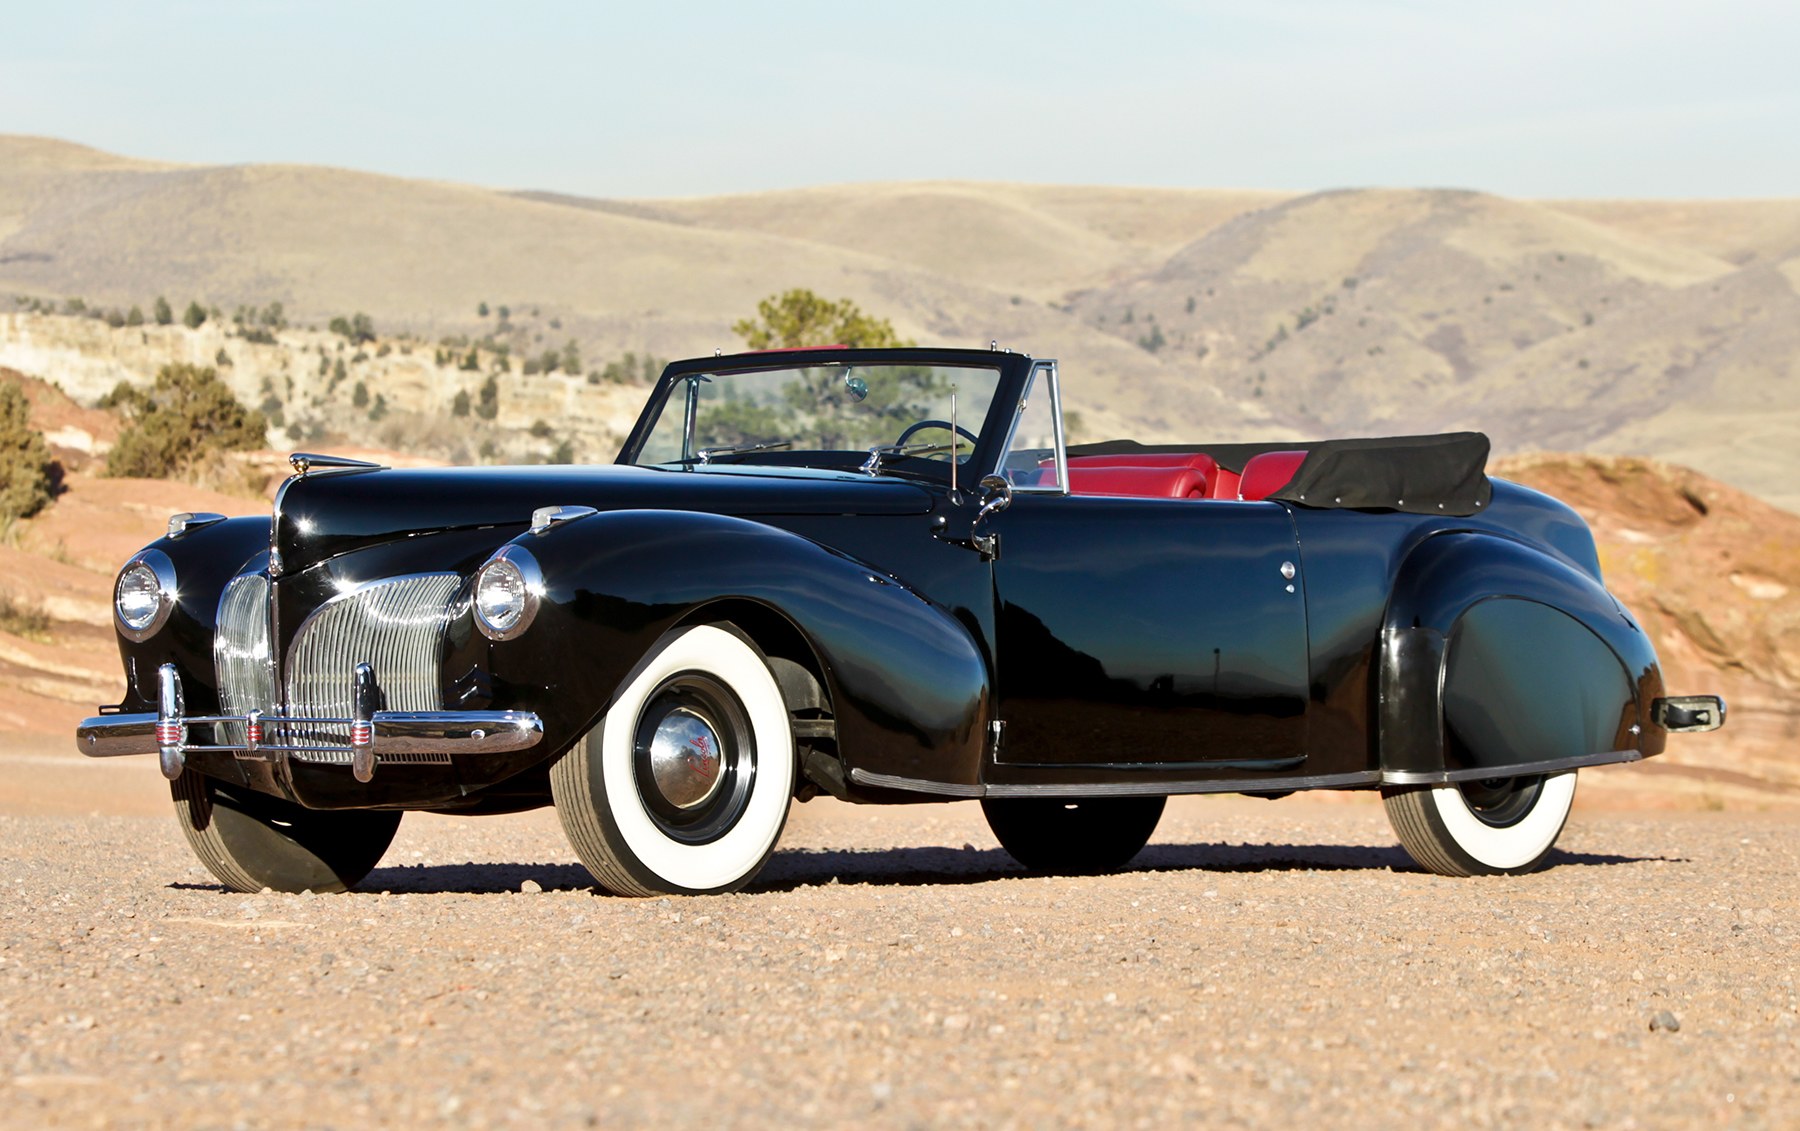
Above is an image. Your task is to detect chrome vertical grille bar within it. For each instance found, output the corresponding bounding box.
[213,573,275,746]
[283,573,461,765]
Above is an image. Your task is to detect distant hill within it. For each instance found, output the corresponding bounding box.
[2,135,1796,510]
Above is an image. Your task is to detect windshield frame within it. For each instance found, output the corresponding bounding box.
[615,346,1040,484]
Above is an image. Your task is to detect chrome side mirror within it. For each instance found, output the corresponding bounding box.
[977,475,1013,521]
[972,475,1012,560]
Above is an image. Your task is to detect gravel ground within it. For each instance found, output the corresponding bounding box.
[1,786,1795,1129]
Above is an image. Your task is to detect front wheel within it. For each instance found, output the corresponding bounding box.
[172,770,401,893]
[551,624,796,896]
[981,796,1165,874]
[1382,771,1577,876]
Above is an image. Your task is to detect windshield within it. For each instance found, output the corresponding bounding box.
[633,363,1003,474]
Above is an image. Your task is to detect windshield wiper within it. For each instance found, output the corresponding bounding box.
[692,438,793,465]
[861,441,955,477]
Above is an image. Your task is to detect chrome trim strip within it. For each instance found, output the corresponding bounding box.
[986,770,1381,799]
[1380,749,1641,787]
[847,767,1382,799]
[847,768,985,798]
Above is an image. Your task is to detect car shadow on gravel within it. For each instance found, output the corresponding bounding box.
[745,842,1659,892]
[300,842,1662,896]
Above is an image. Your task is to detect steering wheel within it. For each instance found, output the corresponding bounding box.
[894,419,979,448]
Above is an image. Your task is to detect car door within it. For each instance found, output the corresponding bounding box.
[988,493,1311,769]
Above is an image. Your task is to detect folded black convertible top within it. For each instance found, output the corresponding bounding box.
[1067,432,1493,516]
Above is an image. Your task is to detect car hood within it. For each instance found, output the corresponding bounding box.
[275,462,938,573]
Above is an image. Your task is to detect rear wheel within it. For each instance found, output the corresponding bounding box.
[172,770,401,893]
[551,624,795,896]
[981,796,1165,874]
[1382,771,1577,876]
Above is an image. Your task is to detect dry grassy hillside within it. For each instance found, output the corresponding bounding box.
[1544,198,1800,267]
[3,135,1797,512]
[545,182,1293,300]
[1434,254,1800,513]
[1067,189,1732,427]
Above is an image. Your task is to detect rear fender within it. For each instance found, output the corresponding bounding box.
[1379,532,1664,783]
[487,509,991,789]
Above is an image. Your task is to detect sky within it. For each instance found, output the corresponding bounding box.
[3,0,1797,200]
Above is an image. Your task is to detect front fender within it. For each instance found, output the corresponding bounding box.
[487,509,991,789]
[1379,532,1665,780]
[113,516,273,712]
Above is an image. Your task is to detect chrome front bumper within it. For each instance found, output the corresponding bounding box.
[75,662,542,783]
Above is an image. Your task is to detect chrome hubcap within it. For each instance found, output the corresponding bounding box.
[631,672,757,845]
[646,707,726,810]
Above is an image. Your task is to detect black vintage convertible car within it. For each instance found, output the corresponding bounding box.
[78,346,1724,894]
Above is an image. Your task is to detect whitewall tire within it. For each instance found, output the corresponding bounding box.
[1383,771,1577,877]
[551,624,795,896]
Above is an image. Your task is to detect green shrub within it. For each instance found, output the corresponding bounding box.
[0,383,55,521]
[105,364,266,479]
[733,289,910,350]
[329,312,376,344]
[589,351,665,385]
[182,301,207,329]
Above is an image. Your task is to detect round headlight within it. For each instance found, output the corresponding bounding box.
[115,550,176,641]
[472,547,542,641]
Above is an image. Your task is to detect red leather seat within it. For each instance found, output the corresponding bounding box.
[1064,452,1219,499]
[1066,465,1207,498]
[1238,451,1308,500]
[1206,466,1241,499]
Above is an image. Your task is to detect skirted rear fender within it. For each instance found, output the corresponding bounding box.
[1379,532,1665,783]
[484,509,991,791]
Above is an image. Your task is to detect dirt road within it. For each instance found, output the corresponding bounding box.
[1,751,1795,1128]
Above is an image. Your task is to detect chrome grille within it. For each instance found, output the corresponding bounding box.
[284,573,462,765]
[213,572,275,746]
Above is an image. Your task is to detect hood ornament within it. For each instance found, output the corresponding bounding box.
[288,452,383,477]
